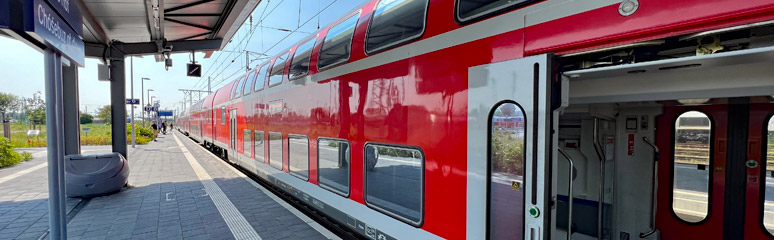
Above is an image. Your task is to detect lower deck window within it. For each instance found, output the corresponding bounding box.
[269,132,283,170]
[288,135,309,180]
[364,144,423,225]
[318,139,350,196]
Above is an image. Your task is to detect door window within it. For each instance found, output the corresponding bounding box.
[243,130,251,156]
[764,116,774,234]
[489,102,526,240]
[672,111,712,223]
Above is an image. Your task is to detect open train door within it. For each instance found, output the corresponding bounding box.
[467,54,562,239]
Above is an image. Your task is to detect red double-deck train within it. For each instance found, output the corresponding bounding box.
[177,0,774,239]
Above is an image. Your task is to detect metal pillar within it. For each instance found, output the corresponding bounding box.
[110,56,128,158]
[62,59,81,155]
[44,50,67,240]
[130,57,135,148]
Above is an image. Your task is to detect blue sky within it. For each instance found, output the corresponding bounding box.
[0,0,366,116]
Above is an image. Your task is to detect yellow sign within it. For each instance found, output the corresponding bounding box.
[511,181,521,190]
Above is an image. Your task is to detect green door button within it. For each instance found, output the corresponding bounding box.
[528,206,540,218]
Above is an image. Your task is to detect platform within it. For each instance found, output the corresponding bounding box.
[0,133,337,240]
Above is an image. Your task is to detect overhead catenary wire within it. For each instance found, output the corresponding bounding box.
[192,0,339,92]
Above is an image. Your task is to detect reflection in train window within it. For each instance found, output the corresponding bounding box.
[364,144,423,225]
[318,12,359,70]
[365,0,428,54]
[268,52,289,86]
[489,102,525,240]
[269,132,283,170]
[672,111,711,223]
[288,38,316,79]
[243,130,251,156]
[318,139,350,196]
[456,0,537,23]
[764,116,774,235]
[254,131,265,162]
[254,64,268,92]
[288,135,309,180]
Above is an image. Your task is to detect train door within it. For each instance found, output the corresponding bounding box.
[230,109,237,162]
[655,103,728,239]
[656,99,774,239]
[467,54,557,239]
[744,101,774,239]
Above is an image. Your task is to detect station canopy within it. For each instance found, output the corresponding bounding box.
[76,0,260,59]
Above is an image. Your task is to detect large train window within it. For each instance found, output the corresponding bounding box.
[764,116,774,234]
[254,131,265,162]
[318,138,350,196]
[254,64,268,92]
[288,135,309,180]
[268,52,289,87]
[243,130,252,156]
[364,144,423,226]
[456,0,538,24]
[672,111,711,223]
[365,0,428,54]
[488,102,525,239]
[269,132,283,170]
[288,38,316,79]
[318,12,359,70]
[243,70,256,96]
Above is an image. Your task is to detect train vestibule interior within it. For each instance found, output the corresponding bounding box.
[549,22,774,240]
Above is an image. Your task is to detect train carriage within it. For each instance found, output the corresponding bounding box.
[177,0,774,239]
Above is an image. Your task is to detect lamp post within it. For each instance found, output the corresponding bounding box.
[141,78,150,127]
[150,96,157,122]
[146,89,154,125]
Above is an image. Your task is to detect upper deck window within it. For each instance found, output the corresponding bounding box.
[288,38,316,79]
[254,64,268,91]
[243,70,257,96]
[229,80,238,100]
[318,13,360,70]
[232,77,244,99]
[236,75,248,98]
[365,0,428,54]
[268,52,289,86]
[456,0,538,23]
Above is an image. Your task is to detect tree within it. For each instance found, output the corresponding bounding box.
[80,112,93,124]
[98,105,111,124]
[0,92,18,123]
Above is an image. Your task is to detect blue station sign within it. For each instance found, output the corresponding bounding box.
[0,0,84,67]
[31,0,84,66]
[42,0,82,36]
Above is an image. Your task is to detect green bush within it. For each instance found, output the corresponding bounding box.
[0,137,23,168]
[491,128,525,176]
[20,152,32,161]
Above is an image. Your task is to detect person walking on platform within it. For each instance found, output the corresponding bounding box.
[151,121,159,142]
[162,121,167,135]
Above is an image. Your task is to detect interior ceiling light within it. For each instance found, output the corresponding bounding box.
[677,98,711,105]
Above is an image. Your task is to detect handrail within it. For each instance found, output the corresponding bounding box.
[592,118,606,239]
[640,137,660,238]
[558,147,575,240]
